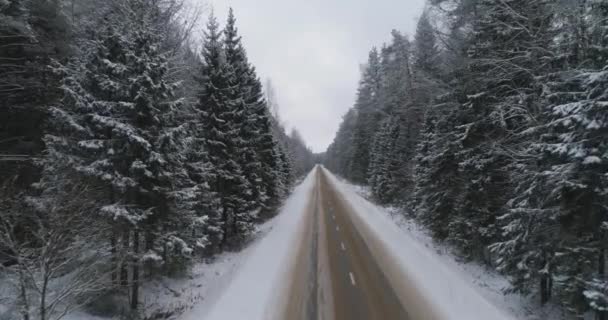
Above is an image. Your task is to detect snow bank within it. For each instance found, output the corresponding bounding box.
[138,250,247,320]
[323,168,515,320]
[182,168,317,320]
[335,178,567,320]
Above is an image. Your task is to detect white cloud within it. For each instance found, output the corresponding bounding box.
[201,0,425,152]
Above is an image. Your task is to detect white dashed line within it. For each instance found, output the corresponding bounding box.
[341,242,346,251]
[336,226,340,232]
[349,272,356,286]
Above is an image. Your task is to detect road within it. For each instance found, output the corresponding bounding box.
[282,168,412,320]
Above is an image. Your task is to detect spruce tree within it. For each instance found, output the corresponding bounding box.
[588,0,608,68]
[444,0,553,259]
[413,10,441,80]
[325,109,357,177]
[368,118,397,203]
[223,9,284,217]
[367,32,418,203]
[349,48,382,183]
[0,0,68,190]
[196,13,253,248]
[40,0,197,308]
[248,74,284,213]
[413,100,463,241]
[543,67,607,315]
[223,8,264,215]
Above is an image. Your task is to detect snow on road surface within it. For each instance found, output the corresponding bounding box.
[322,167,515,320]
[181,166,525,320]
[180,168,317,320]
[334,176,567,320]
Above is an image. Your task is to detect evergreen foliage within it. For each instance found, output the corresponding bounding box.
[0,3,309,318]
[325,0,608,316]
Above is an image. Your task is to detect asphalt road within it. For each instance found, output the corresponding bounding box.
[283,169,411,320]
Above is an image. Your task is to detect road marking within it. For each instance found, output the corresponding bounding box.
[341,242,345,251]
[349,272,356,286]
[331,214,335,220]
[336,226,340,232]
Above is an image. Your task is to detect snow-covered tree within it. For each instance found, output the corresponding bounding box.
[195,13,254,248]
[0,0,69,195]
[223,8,264,215]
[1,2,297,319]
[436,0,554,260]
[367,31,419,203]
[349,48,383,184]
[41,0,202,309]
[324,109,357,177]
[546,70,607,313]
[325,0,608,317]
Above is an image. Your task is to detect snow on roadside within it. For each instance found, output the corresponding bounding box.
[139,239,258,319]
[3,171,315,320]
[179,168,317,320]
[56,192,284,320]
[329,173,566,320]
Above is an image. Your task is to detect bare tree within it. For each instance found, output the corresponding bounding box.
[0,179,112,320]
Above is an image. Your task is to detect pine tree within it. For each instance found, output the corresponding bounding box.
[196,13,253,248]
[414,99,463,241]
[443,0,553,259]
[0,0,68,190]
[325,109,357,177]
[588,0,608,68]
[41,0,203,308]
[248,77,284,213]
[367,31,418,203]
[544,69,607,315]
[223,9,285,217]
[276,144,293,196]
[368,117,397,203]
[324,0,608,317]
[413,10,441,80]
[488,0,608,311]
[349,48,382,183]
[223,8,264,216]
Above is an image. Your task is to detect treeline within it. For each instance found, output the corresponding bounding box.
[325,0,607,317]
[0,0,313,319]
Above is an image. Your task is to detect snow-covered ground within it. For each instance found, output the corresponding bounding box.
[327,171,569,320]
[138,234,263,320]
[30,170,316,320]
[178,169,317,320]
[4,166,572,320]
[57,196,297,320]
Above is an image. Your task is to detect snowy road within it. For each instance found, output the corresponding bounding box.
[283,169,411,320]
[200,166,514,320]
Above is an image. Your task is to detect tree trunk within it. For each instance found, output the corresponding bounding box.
[540,253,552,305]
[162,242,168,274]
[221,204,229,250]
[540,275,547,305]
[40,276,47,320]
[232,207,238,245]
[599,248,606,320]
[144,229,153,279]
[120,232,129,287]
[17,260,30,320]
[110,233,117,285]
[218,178,229,249]
[130,230,139,311]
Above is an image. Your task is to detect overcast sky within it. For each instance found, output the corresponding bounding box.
[202,0,426,152]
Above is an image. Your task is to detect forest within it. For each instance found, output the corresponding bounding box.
[0,0,315,319]
[324,0,608,318]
